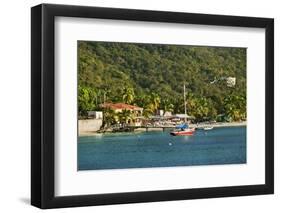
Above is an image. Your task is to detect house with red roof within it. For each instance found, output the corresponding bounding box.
[100,102,143,115]
[100,103,144,126]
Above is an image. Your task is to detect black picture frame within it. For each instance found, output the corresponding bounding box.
[31,3,274,209]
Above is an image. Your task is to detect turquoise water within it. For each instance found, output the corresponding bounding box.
[78,126,246,170]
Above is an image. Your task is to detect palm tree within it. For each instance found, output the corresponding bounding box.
[185,94,210,122]
[143,103,155,118]
[122,87,135,104]
[161,99,174,115]
[96,89,102,106]
[118,109,133,125]
[134,94,148,108]
[102,88,111,104]
[223,94,246,121]
[149,93,161,114]
[103,108,117,127]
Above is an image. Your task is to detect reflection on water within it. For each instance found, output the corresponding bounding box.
[78,126,246,170]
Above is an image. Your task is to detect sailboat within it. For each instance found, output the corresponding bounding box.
[170,123,195,136]
[170,84,196,136]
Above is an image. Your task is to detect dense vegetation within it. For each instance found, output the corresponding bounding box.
[78,41,246,122]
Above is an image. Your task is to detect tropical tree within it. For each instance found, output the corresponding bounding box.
[95,89,102,106]
[223,94,246,121]
[122,87,135,104]
[134,93,149,108]
[171,96,184,114]
[78,86,96,116]
[143,103,155,118]
[196,97,210,121]
[186,93,211,122]
[103,108,117,127]
[78,41,247,123]
[149,93,161,114]
[161,99,174,115]
[117,109,133,125]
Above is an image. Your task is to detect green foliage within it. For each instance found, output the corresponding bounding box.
[103,108,117,127]
[78,41,246,122]
[223,93,246,121]
[122,87,135,104]
[117,109,134,125]
[78,86,96,116]
[161,99,174,115]
[149,93,161,114]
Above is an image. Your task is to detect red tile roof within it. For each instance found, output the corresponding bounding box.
[100,103,143,111]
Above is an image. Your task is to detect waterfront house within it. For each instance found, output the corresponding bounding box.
[100,103,143,115]
[100,102,143,126]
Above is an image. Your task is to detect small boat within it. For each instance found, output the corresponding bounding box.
[170,128,195,136]
[203,126,213,130]
[195,125,214,131]
[170,123,195,136]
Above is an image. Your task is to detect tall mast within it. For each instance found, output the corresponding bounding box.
[184,83,187,123]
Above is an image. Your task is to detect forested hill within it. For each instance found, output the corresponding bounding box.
[78,41,246,121]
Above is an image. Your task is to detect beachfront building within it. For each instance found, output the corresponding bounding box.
[101,102,143,115]
[87,111,103,119]
[100,102,143,126]
[156,109,173,117]
[172,114,194,124]
[174,114,193,120]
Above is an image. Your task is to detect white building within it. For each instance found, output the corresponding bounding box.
[87,111,103,119]
[226,77,236,87]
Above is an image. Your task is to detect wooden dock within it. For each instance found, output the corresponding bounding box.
[127,126,175,132]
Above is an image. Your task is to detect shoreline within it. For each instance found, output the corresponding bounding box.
[190,121,247,128]
[79,121,246,137]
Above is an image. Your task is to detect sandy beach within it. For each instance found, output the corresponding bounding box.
[189,121,247,128]
[78,121,246,137]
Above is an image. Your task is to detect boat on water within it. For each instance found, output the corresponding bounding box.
[196,126,214,131]
[203,126,213,130]
[170,83,196,136]
[170,123,195,136]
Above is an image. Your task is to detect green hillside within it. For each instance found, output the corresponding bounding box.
[78,41,246,122]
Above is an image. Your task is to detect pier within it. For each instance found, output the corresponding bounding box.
[127,126,175,132]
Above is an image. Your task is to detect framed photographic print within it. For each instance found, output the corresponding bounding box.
[31,3,274,209]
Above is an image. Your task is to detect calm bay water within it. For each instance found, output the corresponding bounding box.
[78,126,246,170]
